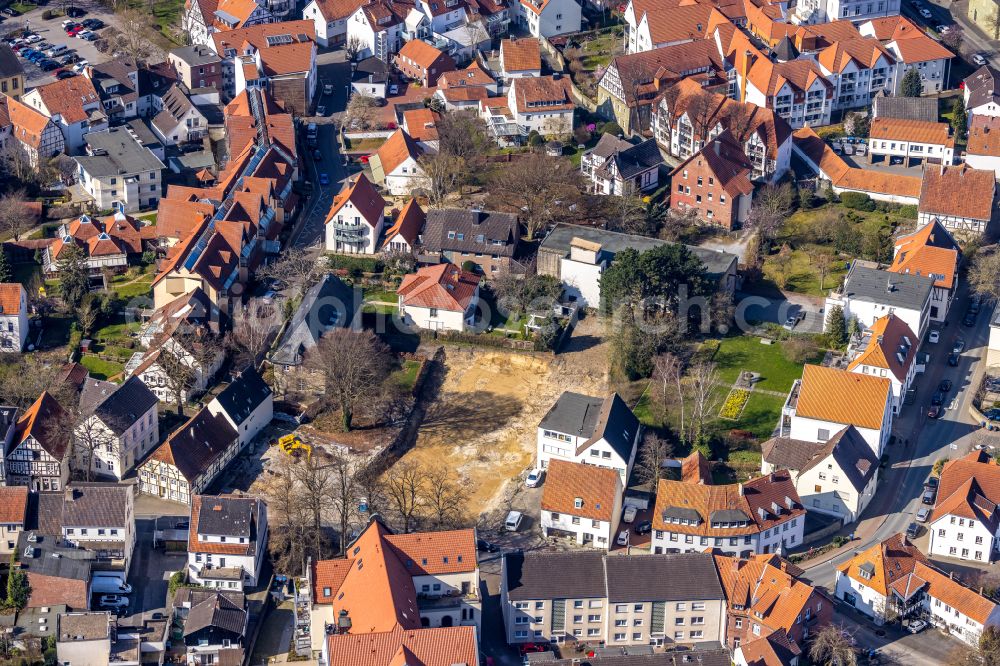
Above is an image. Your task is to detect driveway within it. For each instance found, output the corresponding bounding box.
[119,516,187,627]
[735,289,826,334]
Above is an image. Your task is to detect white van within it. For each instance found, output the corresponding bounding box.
[91,574,132,595]
[505,510,523,532]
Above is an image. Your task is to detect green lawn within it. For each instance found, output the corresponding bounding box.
[713,336,822,393]
[362,302,398,315]
[95,320,141,342]
[364,288,398,303]
[132,0,186,44]
[114,275,154,300]
[79,355,124,381]
[392,359,422,393]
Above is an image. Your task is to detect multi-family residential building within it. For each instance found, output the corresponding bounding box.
[918,164,997,238]
[128,331,225,404]
[651,457,806,557]
[74,128,165,213]
[965,115,1000,176]
[845,313,918,413]
[55,612,114,666]
[304,0,363,46]
[206,367,273,449]
[537,391,641,485]
[397,263,481,332]
[138,407,241,505]
[209,21,315,100]
[816,38,896,111]
[382,198,426,255]
[187,494,268,590]
[714,553,832,655]
[624,3,725,54]
[0,94,65,168]
[825,261,933,343]
[420,207,520,274]
[868,118,955,166]
[173,588,249,665]
[500,550,727,646]
[780,364,893,457]
[761,425,879,523]
[370,128,425,196]
[795,0,899,26]
[742,57,834,129]
[964,64,1000,118]
[836,533,1000,644]
[670,132,754,231]
[232,38,317,117]
[888,220,960,323]
[308,519,480,660]
[75,377,159,481]
[859,16,953,96]
[580,134,662,195]
[0,485,28,555]
[151,85,209,147]
[651,79,792,183]
[16,530,93,610]
[928,450,1000,563]
[345,0,411,62]
[503,75,574,137]
[169,45,224,90]
[0,283,28,352]
[536,223,738,308]
[540,459,623,549]
[6,392,70,491]
[22,75,105,154]
[499,37,541,79]
[39,483,137,574]
[515,0,581,38]
[325,174,386,255]
[394,39,456,86]
[44,212,150,275]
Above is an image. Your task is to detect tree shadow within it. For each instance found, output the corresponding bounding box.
[420,390,524,435]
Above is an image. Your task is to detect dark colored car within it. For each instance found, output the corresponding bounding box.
[964,311,977,327]
[635,520,652,535]
[922,488,936,504]
[931,391,944,406]
[476,539,498,553]
[82,18,104,28]
[985,408,1000,421]
[66,6,86,17]
[56,69,75,79]
[925,476,939,489]
[80,32,96,40]
[312,148,322,161]
[938,379,953,393]
[948,352,960,366]
[927,404,942,419]
[40,60,59,71]
[906,522,920,538]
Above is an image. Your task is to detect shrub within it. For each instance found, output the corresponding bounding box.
[601,120,622,136]
[328,254,384,275]
[41,9,52,19]
[898,204,918,219]
[831,535,848,548]
[840,192,876,211]
[527,131,543,146]
[461,260,477,272]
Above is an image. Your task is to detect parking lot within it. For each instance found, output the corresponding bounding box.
[4,6,116,86]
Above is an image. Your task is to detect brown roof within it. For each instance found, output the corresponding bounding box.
[919,164,996,221]
[311,0,365,19]
[681,450,711,484]
[846,313,917,382]
[326,174,386,227]
[384,529,477,576]
[672,130,754,198]
[817,37,893,73]
[540,459,621,521]
[4,95,52,150]
[794,364,891,431]
[889,32,953,63]
[14,391,69,461]
[869,117,953,146]
[0,283,22,315]
[652,470,804,536]
[437,61,494,89]
[30,76,99,124]
[607,40,726,109]
[713,553,820,639]
[397,263,480,312]
[259,41,314,76]
[383,198,425,248]
[932,450,1000,525]
[375,128,423,176]
[510,75,573,114]
[156,198,215,241]
[396,39,448,70]
[746,57,831,97]
[0,486,28,525]
[967,114,1000,158]
[438,86,489,102]
[642,4,726,45]
[863,15,923,42]
[500,37,541,73]
[837,533,926,597]
[402,108,440,142]
[325,625,478,666]
[25,572,88,609]
[911,561,997,623]
[890,220,959,289]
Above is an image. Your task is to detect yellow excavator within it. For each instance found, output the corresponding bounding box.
[277,434,312,459]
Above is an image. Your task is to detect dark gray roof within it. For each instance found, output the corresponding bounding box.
[15,531,93,582]
[37,484,132,529]
[772,36,798,62]
[196,495,258,538]
[183,592,247,637]
[872,94,938,122]
[269,274,359,366]
[78,378,118,417]
[90,377,158,436]
[763,426,877,492]
[171,44,220,67]
[586,393,640,464]
[76,128,166,177]
[505,551,607,601]
[589,133,633,160]
[708,509,749,523]
[598,138,663,181]
[539,224,737,281]
[661,506,701,523]
[173,587,245,609]
[421,208,519,258]
[536,648,730,666]
[212,367,271,427]
[125,119,163,150]
[604,554,724,603]
[964,65,1000,111]
[153,84,198,135]
[842,261,933,311]
[0,43,23,79]
[353,56,389,83]
[538,391,603,438]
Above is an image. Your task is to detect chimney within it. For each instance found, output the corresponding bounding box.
[64,488,76,502]
[337,609,352,634]
[738,483,744,496]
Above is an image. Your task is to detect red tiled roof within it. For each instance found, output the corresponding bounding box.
[397,263,480,312]
[326,174,386,228]
[14,391,69,461]
[541,459,621,521]
[0,283,22,316]
[919,164,996,222]
[0,486,28,525]
[383,198,425,248]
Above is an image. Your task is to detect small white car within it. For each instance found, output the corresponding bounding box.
[907,619,928,634]
[916,507,930,523]
[973,54,989,66]
[617,530,629,546]
[623,506,638,523]
[317,105,326,116]
[935,24,950,33]
[928,330,940,344]
[525,469,544,488]
[98,595,129,609]
[505,510,523,532]
[919,7,932,18]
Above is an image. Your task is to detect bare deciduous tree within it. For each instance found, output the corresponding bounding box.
[345,35,364,61]
[327,448,362,555]
[653,352,684,433]
[816,252,833,292]
[487,155,582,240]
[383,460,426,533]
[344,92,379,130]
[686,361,721,447]
[259,453,313,575]
[809,625,858,666]
[226,303,280,370]
[969,245,1000,303]
[0,188,35,241]
[305,329,392,431]
[634,432,674,488]
[417,152,464,208]
[256,248,325,296]
[424,467,465,529]
[69,410,116,482]
[115,8,155,61]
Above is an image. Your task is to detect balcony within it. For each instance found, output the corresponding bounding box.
[417,591,480,611]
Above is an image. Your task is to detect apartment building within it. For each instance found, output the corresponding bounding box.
[74,128,165,213]
[845,313,918,413]
[188,494,269,590]
[324,174,386,255]
[824,261,933,344]
[0,283,28,352]
[540,459,623,549]
[742,58,834,129]
[670,132,754,231]
[928,450,1000,563]
[888,220,960,323]
[500,550,726,647]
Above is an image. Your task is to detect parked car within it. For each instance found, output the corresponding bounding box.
[907,619,928,634]
[312,149,322,161]
[1,8,20,16]
[919,7,932,17]
[476,539,498,553]
[66,6,86,16]
[782,312,804,331]
[635,520,652,535]
[948,352,960,366]
[906,522,920,538]
[927,405,942,419]
[938,379,952,393]
[931,391,944,406]
[985,408,1000,421]
[916,507,930,523]
[925,476,938,489]
[82,18,103,28]
[504,510,523,531]
[970,296,981,314]
[922,488,936,504]
[525,468,544,488]
[316,105,326,116]
[973,53,989,66]
[318,172,330,185]
[952,339,965,354]
[623,505,638,523]
[616,530,629,546]
[98,595,128,609]
[964,311,977,327]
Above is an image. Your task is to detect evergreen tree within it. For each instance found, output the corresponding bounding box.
[56,244,89,309]
[6,569,28,610]
[951,96,968,139]
[0,250,12,284]
[827,305,848,347]
[901,68,922,97]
